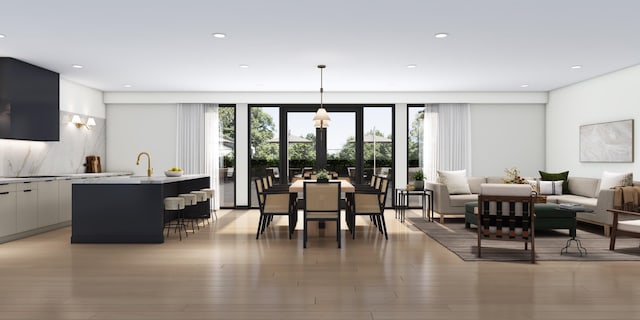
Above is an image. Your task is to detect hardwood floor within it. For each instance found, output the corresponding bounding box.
[1,209,640,319]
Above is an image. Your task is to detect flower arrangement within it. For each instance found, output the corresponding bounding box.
[413,169,424,181]
[503,167,528,184]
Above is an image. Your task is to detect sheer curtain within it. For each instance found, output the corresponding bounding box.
[177,103,220,210]
[421,103,471,181]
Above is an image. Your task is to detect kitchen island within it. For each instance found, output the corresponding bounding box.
[71,174,210,243]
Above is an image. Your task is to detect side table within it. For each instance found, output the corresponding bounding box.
[395,188,433,222]
[558,203,594,256]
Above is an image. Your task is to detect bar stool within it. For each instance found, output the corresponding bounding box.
[178,193,198,233]
[163,197,186,240]
[200,188,217,221]
[190,190,209,229]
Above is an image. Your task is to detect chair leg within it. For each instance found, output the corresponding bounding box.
[303,218,308,248]
[256,214,264,239]
[610,232,617,250]
[380,215,388,240]
[337,218,341,248]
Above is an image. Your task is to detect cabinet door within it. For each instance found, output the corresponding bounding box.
[0,190,17,237]
[58,179,73,222]
[17,188,38,232]
[37,180,60,227]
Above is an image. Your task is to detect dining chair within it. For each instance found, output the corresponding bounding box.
[348,177,389,239]
[303,181,342,248]
[477,183,536,263]
[254,177,298,239]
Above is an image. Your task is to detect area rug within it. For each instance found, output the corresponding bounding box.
[409,218,640,261]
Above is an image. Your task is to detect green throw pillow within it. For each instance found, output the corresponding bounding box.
[539,170,569,194]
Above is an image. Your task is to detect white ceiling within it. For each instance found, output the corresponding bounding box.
[2,0,639,93]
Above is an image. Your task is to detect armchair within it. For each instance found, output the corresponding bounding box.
[477,184,536,263]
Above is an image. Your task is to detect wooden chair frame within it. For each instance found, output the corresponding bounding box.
[303,181,342,248]
[608,208,640,250]
[477,192,536,263]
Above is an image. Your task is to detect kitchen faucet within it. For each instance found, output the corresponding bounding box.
[136,152,153,177]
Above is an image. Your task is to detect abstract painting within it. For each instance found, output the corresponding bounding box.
[580,119,634,162]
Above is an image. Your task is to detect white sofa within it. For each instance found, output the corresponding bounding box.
[424,176,632,235]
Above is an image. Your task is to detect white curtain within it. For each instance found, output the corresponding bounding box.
[205,104,221,210]
[421,103,471,181]
[177,103,220,210]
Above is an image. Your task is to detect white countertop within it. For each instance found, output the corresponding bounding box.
[0,172,133,184]
[71,174,209,184]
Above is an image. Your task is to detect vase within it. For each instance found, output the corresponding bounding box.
[317,178,329,183]
[414,180,424,191]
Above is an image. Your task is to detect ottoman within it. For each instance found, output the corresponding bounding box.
[465,202,577,238]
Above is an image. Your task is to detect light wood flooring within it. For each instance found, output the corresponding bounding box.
[1,209,640,319]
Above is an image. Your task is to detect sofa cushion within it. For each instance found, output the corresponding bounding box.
[528,180,563,195]
[568,177,600,198]
[450,194,479,207]
[600,171,633,191]
[467,177,486,194]
[555,195,597,209]
[486,176,504,184]
[539,170,569,194]
[437,170,471,195]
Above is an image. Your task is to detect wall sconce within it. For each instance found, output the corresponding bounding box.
[71,115,96,130]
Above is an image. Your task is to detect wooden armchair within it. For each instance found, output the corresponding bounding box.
[477,184,536,263]
[608,208,640,250]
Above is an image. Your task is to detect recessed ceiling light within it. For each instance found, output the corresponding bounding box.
[407,64,417,69]
[520,84,529,88]
[123,84,132,88]
[239,64,249,68]
[72,64,84,69]
[571,65,582,69]
[434,33,448,39]
[212,33,226,38]
[0,34,5,39]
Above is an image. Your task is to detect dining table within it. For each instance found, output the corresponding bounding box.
[288,179,355,193]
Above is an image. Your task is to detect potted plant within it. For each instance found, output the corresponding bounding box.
[413,169,424,191]
[316,169,330,182]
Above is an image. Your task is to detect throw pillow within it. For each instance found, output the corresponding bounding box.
[539,170,569,194]
[437,169,471,195]
[528,180,563,195]
[599,171,633,190]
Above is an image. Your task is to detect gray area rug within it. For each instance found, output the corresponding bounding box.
[409,218,640,261]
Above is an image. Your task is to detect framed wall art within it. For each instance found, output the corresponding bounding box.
[579,119,634,162]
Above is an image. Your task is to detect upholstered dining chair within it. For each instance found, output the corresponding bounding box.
[348,177,389,240]
[608,208,640,250]
[303,181,342,248]
[477,183,537,263]
[254,177,297,240]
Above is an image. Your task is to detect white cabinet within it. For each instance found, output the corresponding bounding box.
[0,183,17,237]
[16,182,38,232]
[37,180,60,227]
[58,179,73,222]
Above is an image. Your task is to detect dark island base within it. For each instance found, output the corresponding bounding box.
[71,176,210,243]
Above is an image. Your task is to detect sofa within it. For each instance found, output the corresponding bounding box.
[424,176,636,236]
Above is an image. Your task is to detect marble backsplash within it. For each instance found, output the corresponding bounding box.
[0,111,106,176]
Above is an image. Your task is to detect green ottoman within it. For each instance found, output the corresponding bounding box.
[465,202,576,238]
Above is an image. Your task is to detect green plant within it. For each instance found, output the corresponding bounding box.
[316,169,329,180]
[413,169,424,181]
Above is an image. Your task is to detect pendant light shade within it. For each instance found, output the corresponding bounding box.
[313,65,330,128]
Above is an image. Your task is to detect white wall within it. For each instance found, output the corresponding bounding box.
[105,91,548,207]
[470,104,546,177]
[547,64,640,178]
[106,104,177,176]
